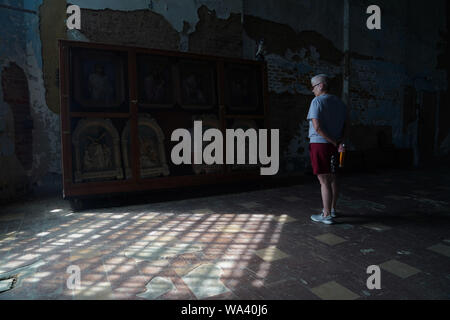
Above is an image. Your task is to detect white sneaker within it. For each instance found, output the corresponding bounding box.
[331,209,337,218]
[311,213,334,225]
[321,209,337,217]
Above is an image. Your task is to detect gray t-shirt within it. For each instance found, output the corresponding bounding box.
[307,94,347,144]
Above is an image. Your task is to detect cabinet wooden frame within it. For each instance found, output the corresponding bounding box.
[59,39,269,199]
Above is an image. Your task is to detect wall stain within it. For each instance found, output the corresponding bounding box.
[39,0,67,114]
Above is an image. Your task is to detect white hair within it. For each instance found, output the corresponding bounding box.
[311,74,330,89]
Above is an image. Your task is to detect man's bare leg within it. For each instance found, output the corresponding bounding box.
[331,174,338,211]
[318,174,333,217]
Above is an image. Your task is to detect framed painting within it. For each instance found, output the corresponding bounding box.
[121,116,170,179]
[179,60,216,110]
[71,48,127,111]
[225,64,262,114]
[137,55,175,109]
[72,118,124,183]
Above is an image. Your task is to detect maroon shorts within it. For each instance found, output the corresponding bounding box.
[309,143,338,175]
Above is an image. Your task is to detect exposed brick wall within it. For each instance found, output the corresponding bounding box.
[80,9,180,50]
[348,59,405,149]
[243,14,345,171]
[1,62,33,171]
[244,15,343,65]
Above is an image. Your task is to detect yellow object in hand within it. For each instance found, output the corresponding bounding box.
[339,144,346,168]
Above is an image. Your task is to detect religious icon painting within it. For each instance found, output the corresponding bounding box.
[179,60,216,110]
[137,55,175,109]
[72,118,124,183]
[225,63,262,114]
[71,48,128,112]
[121,116,170,179]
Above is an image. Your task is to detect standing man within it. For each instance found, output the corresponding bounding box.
[307,74,348,225]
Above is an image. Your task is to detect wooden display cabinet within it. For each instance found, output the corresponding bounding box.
[58,40,270,199]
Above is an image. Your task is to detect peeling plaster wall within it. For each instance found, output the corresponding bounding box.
[349,60,408,147]
[78,8,181,49]
[243,1,346,172]
[1,0,60,202]
[243,0,344,54]
[1,0,245,201]
[349,0,447,165]
[39,0,67,114]
[243,0,448,171]
[188,5,243,57]
[1,0,448,201]
[23,0,60,179]
[68,0,243,45]
[0,0,28,201]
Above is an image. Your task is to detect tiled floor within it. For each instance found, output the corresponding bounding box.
[0,166,450,300]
